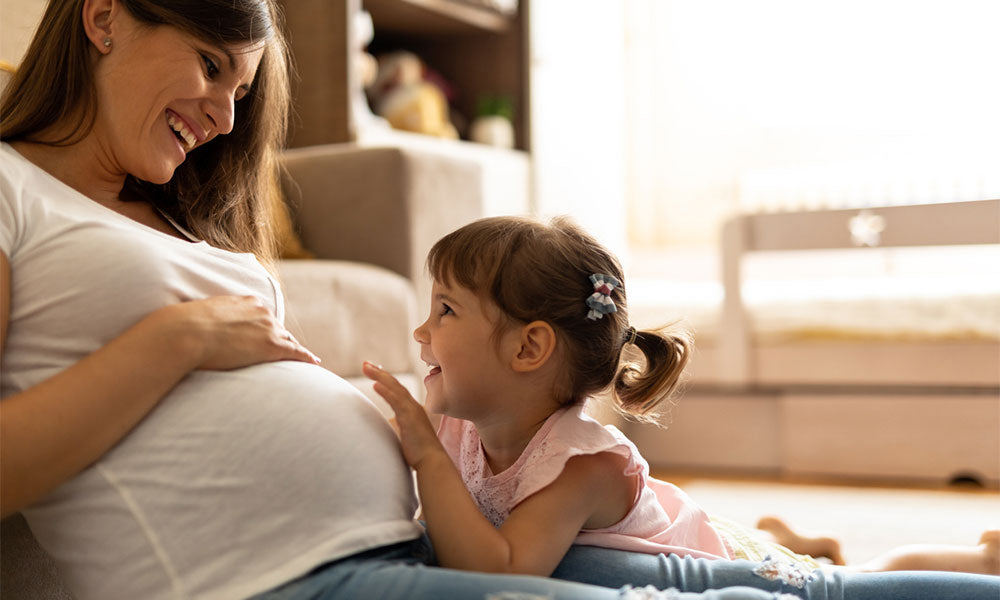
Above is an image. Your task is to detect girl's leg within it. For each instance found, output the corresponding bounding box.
[552,544,1000,600]
[853,529,1000,575]
[755,516,845,565]
[756,517,1000,575]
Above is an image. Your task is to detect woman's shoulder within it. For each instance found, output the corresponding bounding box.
[0,142,65,206]
[0,142,29,189]
[0,143,33,250]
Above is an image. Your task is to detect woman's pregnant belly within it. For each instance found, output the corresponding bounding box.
[24,361,421,600]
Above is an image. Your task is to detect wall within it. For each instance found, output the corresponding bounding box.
[1,0,46,65]
[622,0,1000,249]
[529,0,628,257]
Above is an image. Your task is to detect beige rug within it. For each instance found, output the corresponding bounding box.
[671,478,1000,566]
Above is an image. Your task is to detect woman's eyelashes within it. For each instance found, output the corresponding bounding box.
[200,51,250,102]
[201,53,220,79]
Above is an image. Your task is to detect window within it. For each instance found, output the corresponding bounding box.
[623,0,1000,249]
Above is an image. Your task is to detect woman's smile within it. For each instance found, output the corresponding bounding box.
[166,110,198,150]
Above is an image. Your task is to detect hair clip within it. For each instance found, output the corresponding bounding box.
[586,273,621,320]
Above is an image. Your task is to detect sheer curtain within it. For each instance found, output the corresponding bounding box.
[623,0,1000,251]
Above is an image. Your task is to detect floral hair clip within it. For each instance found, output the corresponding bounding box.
[586,273,621,320]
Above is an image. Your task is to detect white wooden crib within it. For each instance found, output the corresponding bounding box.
[626,199,1000,487]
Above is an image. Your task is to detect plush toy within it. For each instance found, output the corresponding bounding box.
[366,51,459,140]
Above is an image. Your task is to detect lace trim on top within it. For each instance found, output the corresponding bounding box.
[444,406,641,528]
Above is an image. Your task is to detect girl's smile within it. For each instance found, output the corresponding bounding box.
[423,361,442,385]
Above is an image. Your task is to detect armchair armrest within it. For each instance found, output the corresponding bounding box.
[280,144,484,282]
[278,143,488,403]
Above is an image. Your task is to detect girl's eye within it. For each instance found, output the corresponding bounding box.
[440,303,455,317]
[201,54,220,78]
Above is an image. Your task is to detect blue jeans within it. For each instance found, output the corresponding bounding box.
[252,535,1000,600]
[553,544,1000,600]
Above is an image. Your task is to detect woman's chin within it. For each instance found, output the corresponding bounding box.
[138,162,182,185]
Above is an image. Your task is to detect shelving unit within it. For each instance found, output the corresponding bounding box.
[279,0,529,152]
[364,0,513,34]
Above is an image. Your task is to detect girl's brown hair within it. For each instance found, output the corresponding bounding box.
[427,216,691,421]
[0,0,291,262]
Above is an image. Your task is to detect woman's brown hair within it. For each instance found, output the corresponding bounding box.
[427,216,691,421]
[0,0,292,262]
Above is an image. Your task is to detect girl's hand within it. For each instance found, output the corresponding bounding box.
[362,361,446,470]
[158,295,321,370]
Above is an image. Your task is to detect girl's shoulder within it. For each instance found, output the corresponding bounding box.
[515,406,648,501]
[545,405,647,471]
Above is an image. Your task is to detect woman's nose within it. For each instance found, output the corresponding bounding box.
[205,92,235,136]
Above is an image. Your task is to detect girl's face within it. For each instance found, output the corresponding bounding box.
[413,280,519,420]
[92,10,263,183]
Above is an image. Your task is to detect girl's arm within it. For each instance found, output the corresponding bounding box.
[0,251,320,517]
[363,362,635,576]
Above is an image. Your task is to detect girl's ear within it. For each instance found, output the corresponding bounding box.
[510,321,557,373]
[82,0,118,55]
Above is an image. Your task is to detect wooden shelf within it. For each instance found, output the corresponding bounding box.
[364,0,512,35]
[280,0,528,151]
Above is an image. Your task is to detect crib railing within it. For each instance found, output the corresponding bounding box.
[717,199,1000,386]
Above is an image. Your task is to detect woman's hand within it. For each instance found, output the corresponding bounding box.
[1,292,323,516]
[158,295,321,370]
[362,361,445,470]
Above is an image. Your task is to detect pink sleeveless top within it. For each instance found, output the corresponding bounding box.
[437,405,732,560]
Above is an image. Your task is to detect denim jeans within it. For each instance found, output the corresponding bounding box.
[252,535,1000,600]
[553,544,1000,600]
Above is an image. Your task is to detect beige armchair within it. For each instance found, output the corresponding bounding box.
[277,144,483,408]
[0,143,485,599]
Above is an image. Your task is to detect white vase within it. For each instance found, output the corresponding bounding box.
[469,115,515,148]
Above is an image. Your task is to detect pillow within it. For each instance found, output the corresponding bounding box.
[269,176,314,259]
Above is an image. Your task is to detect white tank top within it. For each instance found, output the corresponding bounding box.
[0,143,421,600]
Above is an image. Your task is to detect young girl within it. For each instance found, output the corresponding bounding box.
[363,215,1000,578]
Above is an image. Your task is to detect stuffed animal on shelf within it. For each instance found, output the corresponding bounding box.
[350,10,386,135]
[366,51,459,140]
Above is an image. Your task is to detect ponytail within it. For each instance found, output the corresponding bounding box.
[612,325,691,421]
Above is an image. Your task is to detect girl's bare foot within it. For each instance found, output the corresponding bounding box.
[756,515,846,565]
[978,530,1000,575]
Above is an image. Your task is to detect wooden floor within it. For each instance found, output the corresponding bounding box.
[652,471,1000,565]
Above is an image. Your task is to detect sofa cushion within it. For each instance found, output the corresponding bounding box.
[278,258,418,382]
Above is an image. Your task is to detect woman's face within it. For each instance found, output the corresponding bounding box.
[92,9,265,184]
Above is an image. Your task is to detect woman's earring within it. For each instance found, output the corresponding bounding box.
[103,37,112,48]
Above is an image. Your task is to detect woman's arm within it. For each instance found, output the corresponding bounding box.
[363,362,635,576]
[0,252,320,517]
